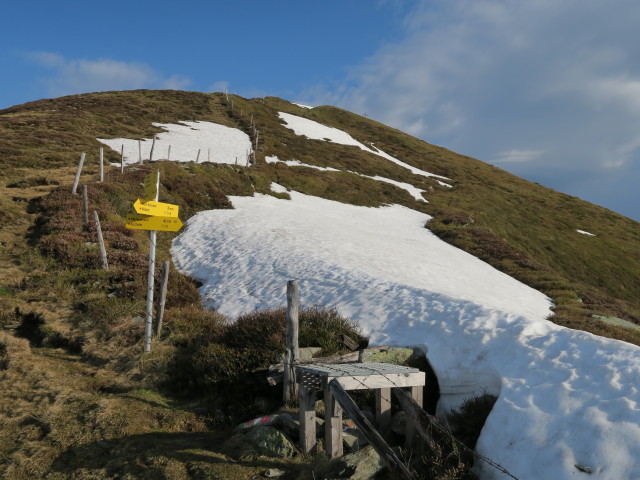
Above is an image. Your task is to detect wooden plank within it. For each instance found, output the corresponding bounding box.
[405,386,423,447]
[341,333,359,351]
[324,389,343,458]
[149,136,156,162]
[376,387,392,432]
[392,387,436,456]
[99,147,104,182]
[329,380,416,480]
[155,260,170,337]
[331,372,425,390]
[71,152,86,194]
[283,280,300,403]
[299,386,316,454]
[299,362,419,377]
[93,211,108,271]
[82,185,89,226]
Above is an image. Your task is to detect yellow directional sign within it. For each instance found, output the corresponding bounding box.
[134,199,179,217]
[125,214,183,232]
[142,170,159,202]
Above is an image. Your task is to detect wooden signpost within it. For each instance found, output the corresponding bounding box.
[126,170,182,352]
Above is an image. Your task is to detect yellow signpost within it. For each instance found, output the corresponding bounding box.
[133,198,179,217]
[126,213,183,232]
[125,169,184,353]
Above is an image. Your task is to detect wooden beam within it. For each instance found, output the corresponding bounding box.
[329,372,425,391]
[376,387,392,433]
[155,260,170,337]
[93,211,108,271]
[71,152,85,194]
[329,380,416,480]
[283,280,300,403]
[325,389,343,458]
[392,387,436,455]
[299,385,316,454]
[405,386,423,447]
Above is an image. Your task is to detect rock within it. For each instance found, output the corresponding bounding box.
[300,346,323,362]
[391,411,408,435]
[316,445,385,480]
[263,468,286,477]
[225,425,296,458]
[360,347,413,365]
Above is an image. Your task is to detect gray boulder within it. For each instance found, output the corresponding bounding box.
[225,425,296,458]
[316,445,385,480]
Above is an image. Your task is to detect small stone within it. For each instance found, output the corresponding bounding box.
[263,468,286,477]
[575,464,593,474]
[391,411,408,435]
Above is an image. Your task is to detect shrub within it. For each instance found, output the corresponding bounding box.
[448,393,498,450]
[162,306,227,348]
[299,306,368,355]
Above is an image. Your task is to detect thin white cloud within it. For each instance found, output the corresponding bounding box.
[305,0,640,219]
[493,150,544,164]
[27,52,191,97]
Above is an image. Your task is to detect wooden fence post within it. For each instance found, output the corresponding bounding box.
[155,260,170,337]
[149,136,156,162]
[93,210,108,271]
[329,380,416,480]
[71,152,86,194]
[82,185,89,226]
[283,280,300,403]
[99,147,104,182]
[393,388,435,452]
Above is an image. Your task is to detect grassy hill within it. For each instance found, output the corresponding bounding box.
[1,89,639,479]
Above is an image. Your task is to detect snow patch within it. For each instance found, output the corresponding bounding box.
[97,121,253,166]
[278,112,450,180]
[270,183,288,194]
[577,229,597,236]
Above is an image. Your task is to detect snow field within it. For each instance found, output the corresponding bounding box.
[97,121,253,166]
[171,189,640,480]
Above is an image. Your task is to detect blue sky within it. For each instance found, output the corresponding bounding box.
[2,0,640,221]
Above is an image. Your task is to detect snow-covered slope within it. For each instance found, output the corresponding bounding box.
[101,111,640,480]
[98,120,253,165]
[171,187,640,480]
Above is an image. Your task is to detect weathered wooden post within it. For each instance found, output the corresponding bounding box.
[254,130,259,164]
[93,210,108,271]
[155,260,170,337]
[149,136,156,162]
[71,152,86,194]
[82,185,89,226]
[138,139,142,164]
[283,280,300,403]
[207,148,210,163]
[196,149,201,163]
[167,145,171,161]
[99,147,104,182]
[120,145,124,173]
